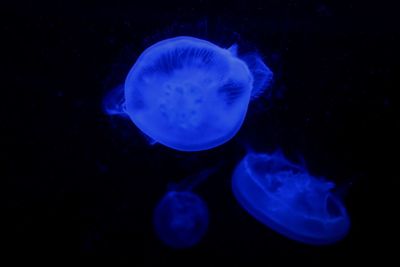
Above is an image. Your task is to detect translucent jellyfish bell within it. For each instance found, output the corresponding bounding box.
[105,36,273,151]
[232,151,350,245]
[153,191,209,249]
[153,167,217,249]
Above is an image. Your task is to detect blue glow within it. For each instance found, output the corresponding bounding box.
[242,53,274,99]
[105,36,273,151]
[103,85,127,116]
[153,191,209,249]
[232,151,350,245]
[153,167,217,249]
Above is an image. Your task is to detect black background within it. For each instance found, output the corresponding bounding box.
[4,0,398,266]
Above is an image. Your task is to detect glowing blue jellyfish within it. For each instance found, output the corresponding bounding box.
[153,191,209,249]
[104,36,273,151]
[232,151,350,245]
[153,167,216,249]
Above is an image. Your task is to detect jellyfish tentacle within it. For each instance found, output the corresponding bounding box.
[174,164,222,192]
[240,53,274,99]
[103,85,128,116]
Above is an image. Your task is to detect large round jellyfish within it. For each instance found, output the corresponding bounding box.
[153,167,216,249]
[105,36,273,151]
[232,151,350,245]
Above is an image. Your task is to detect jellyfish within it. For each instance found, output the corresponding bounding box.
[153,167,217,249]
[231,151,350,245]
[104,36,273,151]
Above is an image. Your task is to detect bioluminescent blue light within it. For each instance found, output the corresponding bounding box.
[104,36,273,151]
[153,167,218,249]
[242,53,273,99]
[153,191,209,249]
[232,151,350,245]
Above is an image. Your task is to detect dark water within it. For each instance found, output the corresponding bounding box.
[4,0,397,265]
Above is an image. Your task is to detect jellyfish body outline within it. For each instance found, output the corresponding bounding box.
[103,35,274,151]
[152,167,219,249]
[232,152,350,245]
[153,190,209,249]
[123,36,256,151]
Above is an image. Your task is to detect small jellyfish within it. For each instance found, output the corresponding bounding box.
[105,36,273,151]
[153,191,209,249]
[153,167,217,249]
[231,151,350,245]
